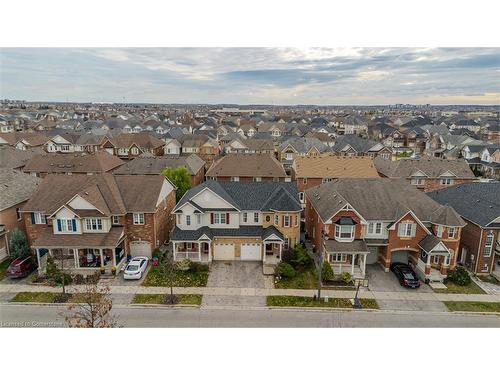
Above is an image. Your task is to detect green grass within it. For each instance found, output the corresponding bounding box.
[142,265,209,287]
[435,279,486,294]
[132,293,202,305]
[275,267,318,289]
[266,296,379,309]
[478,275,500,286]
[11,292,62,303]
[0,257,12,281]
[444,301,500,313]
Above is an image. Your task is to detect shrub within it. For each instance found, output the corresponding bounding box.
[176,258,192,272]
[340,272,352,284]
[276,262,296,278]
[322,261,334,281]
[290,245,312,269]
[189,262,209,273]
[281,249,294,264]
[448,266,471,286]
[72,274,85,285]
[9,229,30,259]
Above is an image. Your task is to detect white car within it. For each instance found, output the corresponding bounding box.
[123,257,149,280]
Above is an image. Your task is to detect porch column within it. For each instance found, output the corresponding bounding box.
[362,253,367,277]
[99,249,104,267]
[351,254,355,275]
[279,242,282,261]
[198,241,201,261]
[74,249,78,268]
[112,249,116,267]
[262,242,266,262]
[208,242,212,262]
[36,249,41,274]
[173,242,177,261]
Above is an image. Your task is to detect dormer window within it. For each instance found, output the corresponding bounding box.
[133,213,145,225]
[86,218,103,231]
[57,218,76,232]
[440,177,453,185]
[411,177,424,186]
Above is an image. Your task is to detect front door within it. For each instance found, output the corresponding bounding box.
[460,248,467,265]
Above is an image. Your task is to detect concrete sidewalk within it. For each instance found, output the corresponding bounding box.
[2,283,500,302]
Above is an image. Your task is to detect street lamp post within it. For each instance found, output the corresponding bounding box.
[317,229,328,300]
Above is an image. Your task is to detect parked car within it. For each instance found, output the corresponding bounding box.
[390,262,420,288]
[6,256,37,278]
[123,256,149,280]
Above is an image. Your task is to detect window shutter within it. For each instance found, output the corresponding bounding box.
[30,212,35,224]
[57,219,62,232]
[210,213,214,224]
[226,213,230,224]
[72,219,77,232]
[398,224,403,236]
[282,216,285,227]
[410,223,416,237]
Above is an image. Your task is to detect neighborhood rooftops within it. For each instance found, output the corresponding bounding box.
[206,154,287,178]
[292,155,380,178]
[0,168,41,211]
[427,182,500,228]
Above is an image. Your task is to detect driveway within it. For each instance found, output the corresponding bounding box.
[366,264,433,293]
[203,261,266,307]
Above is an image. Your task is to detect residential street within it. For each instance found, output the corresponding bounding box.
[1,304,500,328]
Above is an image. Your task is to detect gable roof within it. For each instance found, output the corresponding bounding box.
[305,178,463,226]
[374,156,476,179]
[206,154,287,178]
[428,182,500,228]
[0,168,41,211]
[0,145,44,169]
[113,154,205,175]
[293,155,379,178]
[331,135,381,153]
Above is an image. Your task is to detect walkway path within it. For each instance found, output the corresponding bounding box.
[2,283,500,302]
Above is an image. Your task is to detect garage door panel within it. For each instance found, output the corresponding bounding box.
[391,250,409,264]
[366,247,379,264]
[241,243,262,261]
[214,244,235,260]
[130,241,152,258]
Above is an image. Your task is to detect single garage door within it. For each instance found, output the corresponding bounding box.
[391,250,409,264]
[366,247,379,264]
[129,241,152,258]
[213,243,235,260]
[0,246,8,261]
[241,243,262,261]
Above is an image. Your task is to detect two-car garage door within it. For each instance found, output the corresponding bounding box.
[213,243,262,261]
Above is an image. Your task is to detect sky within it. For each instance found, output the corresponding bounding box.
[1,47,499,105]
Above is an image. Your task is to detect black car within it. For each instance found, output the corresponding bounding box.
[390,262,420,288]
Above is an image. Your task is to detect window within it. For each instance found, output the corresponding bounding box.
[274,215,279,226]
[431,255,440,264]
[483,234,494,257]
[367,222,383,235]
[448,227,456,239]
[481,264,489,273]
[243,212,248,223]
[302,178,307,185]
[284,215,290,227]
[61,144,70,151]
[213,213,226,224]
[294,215,299,227]
[254,213,259,223]
[230,176,239,182]
[265,215,271,222]
[31,212,47,224]
[85,218,103,231]
[322,177,333,183]
[133,213,144,225]
[253,177,262,182]
[335,225,354,241]
[299,192,304,202]
[285,152,294,160]
[16,207,21,221]
[186,215,191,226]
[440,178,453,185]
[398,222,415,237]
[411,178,424,186]
[112,216,120,225]
[197,214,201,225]
[436,225,443,238]
[131,147,139,155]
[58,218,75,232]
[329,253,347,262]
[443,253,451,266]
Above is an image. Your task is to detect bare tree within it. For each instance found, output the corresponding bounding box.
[158,250,177,304]
[64,281,119,328]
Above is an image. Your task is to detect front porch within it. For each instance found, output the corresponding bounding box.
[173,241,211,263]
[323,239,369,279]
[416,236,451,282]
[263,241,283,265]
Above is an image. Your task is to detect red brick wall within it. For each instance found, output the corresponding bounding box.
[154,191,176,246]
[191,167,205,187]
[23,212,48,248]
[418,178,476,193]
[124,213,155,250]
[295,177,322,194]
[459,218,498,274]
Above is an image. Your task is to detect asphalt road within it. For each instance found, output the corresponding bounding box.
[1,304,500,327]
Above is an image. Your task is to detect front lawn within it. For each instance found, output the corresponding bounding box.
[444,301,500,313]
[132,293,202,305]
[142,264,209,287]
[434,279,486,294]
[266,296,379,309]
[0,257,12,281]
[478,275,500,286]
[274,267,318,289]
[9,292,94,303]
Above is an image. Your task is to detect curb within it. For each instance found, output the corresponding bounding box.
[129,303,200,309]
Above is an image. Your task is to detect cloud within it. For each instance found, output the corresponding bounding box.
[0,47,499,104]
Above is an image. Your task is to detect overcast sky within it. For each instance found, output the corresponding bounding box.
[1,48,499,105]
